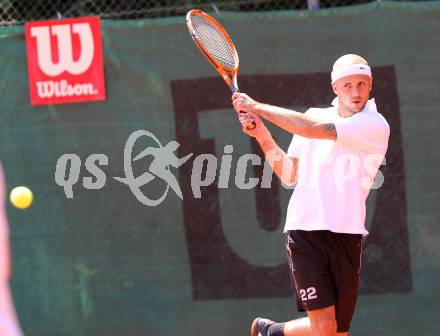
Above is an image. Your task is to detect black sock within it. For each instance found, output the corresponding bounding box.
[267,322,285,336]
[258,320,273,336]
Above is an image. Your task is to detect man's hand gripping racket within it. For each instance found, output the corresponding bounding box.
[186,9,256,130]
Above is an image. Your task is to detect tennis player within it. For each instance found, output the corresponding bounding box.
[232,54,390,336]
[0,165,24,336]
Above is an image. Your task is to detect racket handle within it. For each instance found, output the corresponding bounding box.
[233,88,255,129]
[240,111,256,130]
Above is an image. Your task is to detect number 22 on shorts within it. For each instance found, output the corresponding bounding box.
[299,287,317,301]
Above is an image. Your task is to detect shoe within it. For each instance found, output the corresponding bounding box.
[250,317,275,336]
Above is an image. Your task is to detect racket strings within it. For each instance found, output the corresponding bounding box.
[191,14,237,71]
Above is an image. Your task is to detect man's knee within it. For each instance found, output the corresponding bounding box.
[307,306,337,335]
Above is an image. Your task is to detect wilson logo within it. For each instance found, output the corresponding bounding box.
[30,23,94,76]
[36,80,97,98]
[25,17,106,105]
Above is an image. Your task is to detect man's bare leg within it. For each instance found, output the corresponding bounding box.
[252,306,349,336]
[282,316,311,336]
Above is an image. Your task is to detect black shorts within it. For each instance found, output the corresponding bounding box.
[286,230,363,332]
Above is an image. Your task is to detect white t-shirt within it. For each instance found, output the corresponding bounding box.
[284,98,390,235]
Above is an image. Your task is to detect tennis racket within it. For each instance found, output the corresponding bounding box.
[186,9,256,130]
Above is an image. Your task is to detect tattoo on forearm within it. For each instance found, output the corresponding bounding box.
[323,123,336,137]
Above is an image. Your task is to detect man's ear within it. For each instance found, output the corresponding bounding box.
[331,83,338,95]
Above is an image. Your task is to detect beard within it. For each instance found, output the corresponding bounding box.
[341,99,368,114]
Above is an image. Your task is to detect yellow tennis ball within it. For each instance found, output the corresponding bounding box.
[9,186,33,209]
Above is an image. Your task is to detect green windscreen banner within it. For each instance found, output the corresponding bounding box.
[0,1,438,335]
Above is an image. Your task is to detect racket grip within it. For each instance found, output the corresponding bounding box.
[240,111,256,130]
